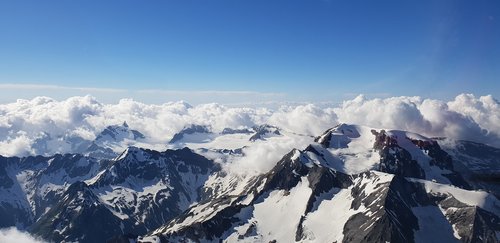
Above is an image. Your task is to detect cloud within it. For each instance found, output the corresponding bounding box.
[335,94,500,146]
[227,135,313,175]
[267,104,337,136]
[0,227,46,243]
[0,93,499,157]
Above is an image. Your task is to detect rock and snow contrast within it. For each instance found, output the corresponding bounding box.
[1,95,500,242]
[139,124,500,243]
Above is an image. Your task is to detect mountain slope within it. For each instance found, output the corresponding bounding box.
[143,148,500,243]
[29,147,220,242]
[1,123,499,243]
[0,154,103,228]
[141,124,500,243]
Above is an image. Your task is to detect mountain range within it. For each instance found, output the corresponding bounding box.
[0,123,499,243]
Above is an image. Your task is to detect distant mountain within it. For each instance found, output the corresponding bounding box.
[28,122,146,160]
[85,122,146,159]
[169,125,211,144]
[94,122,145,144]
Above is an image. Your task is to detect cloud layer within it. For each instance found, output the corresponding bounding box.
[0,228,46,243]
[0,93,498,157]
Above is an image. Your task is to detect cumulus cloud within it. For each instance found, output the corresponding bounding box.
[267,104,337,136]
[335,94,500,146]
[0,227,46,243]
[0,93,499,157]
[227,135,313,175]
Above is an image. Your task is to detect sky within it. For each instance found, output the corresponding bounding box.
[0,0,499,104]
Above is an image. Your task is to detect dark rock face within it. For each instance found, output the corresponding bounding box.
[0,202,32,229]
[0,154,101,229]
[372,130,425,179]
[169,125,211,143]
[221,128,253,135]
[377,146,425,179]
[343,176,422,243]
[409,139,452,170]
[370,129,471,190]
[0,156,17,189]
[30,182,127,243]
[43,154,95,178]
[85,142,117,160]
[443,140,500,197]
[445,206,500,243]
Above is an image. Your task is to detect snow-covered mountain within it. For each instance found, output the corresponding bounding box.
[141,124,500,243]
[0,153,104,228]
[0,123,499,242]
[25,121,148,160]
[29,147,219,242]
[85,122,146,159]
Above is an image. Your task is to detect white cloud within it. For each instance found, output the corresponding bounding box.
[0,228,46,243]
[268,104,337,136]
[227,135,313,175]
[0,132,34,157]
[335,94,500,146]
[0,93,499,157]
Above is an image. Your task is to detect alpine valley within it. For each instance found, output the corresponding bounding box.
[0,123,499,243]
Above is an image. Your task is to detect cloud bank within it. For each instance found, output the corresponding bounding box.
[0,228,46,243]
[0,93,498,157]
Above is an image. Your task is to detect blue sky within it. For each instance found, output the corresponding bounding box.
[0,0,499,104]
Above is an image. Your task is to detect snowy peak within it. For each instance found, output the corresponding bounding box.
[370,129,472,189]
[309,124,471,189]
[84,122,146,159]
[94,122,145,144]
[169,125,211,144]
[314,123,361,148]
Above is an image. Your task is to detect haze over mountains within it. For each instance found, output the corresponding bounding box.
[0,94,499,243]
